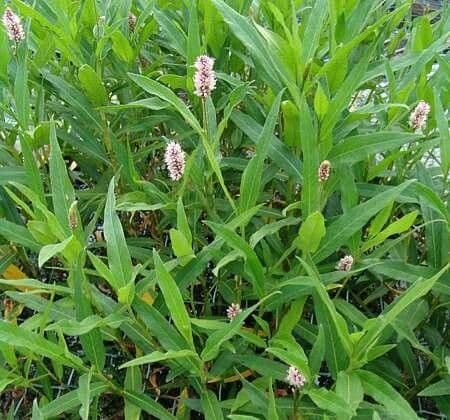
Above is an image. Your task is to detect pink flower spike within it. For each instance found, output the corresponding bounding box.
[226,303,242,321]
[286,366,306,390]
[2,7,25,42]
[194,55,216,99]
[164,141,185,181]
[337,255,354,272]
[409,101,430,131]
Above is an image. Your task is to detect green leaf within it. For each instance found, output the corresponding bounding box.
[249,217,300,248]
[309,325,325,377]
[313,180,415,262]
[335,372,364,418]
[153,250,194,347]
[39,383,109,418]
[123,390,176,420]
[0,167,27,185]
[200,389,224,420]
[266,346,310,381]
[356,370,419,419]
[416,164,448,268]
[210,0,284,92]
[153,8,186,57]
[119,349,198,368]
[301,0,328,65]
[87,252,118,290]
[328,132,421,165]
[299,257,352,378]
[0,321,82,368]
[362,211,418,252]
[206,222,265,298]
[169,229,194,264]
[0,278,70,294]
[367,202,393,238]
[295,211,326,254]
[355,264,449,362]
[118,280,136,306]
[314,83,329,120]
[307,388,354,417]
[186,0,201,93]
[240,90,283,212]
[32,399,44,420]
[111,31,134,63]
[434,89,450,175]
[19,134,45,204]
[177,197,192,246]
[0,219,41,251]
[38,235,80,267]
[14,50,30,129]
[78,64,108,106]
[124,366,142,420]
[231,110,302,182]
[201,294,275,361]
[128,73,202,135]
[77,370,93,420]
[268,379,279,420]
[418,378,450,397]
[104,177,133,289]
[49,121,76,236]
[72,256,106,370]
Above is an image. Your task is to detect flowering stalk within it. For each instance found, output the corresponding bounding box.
[286,366,306,419]
[192,54,236,212]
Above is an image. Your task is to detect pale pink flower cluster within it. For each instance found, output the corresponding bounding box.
[318,160,331,182]
[226,303,242,321]
[194,55,216,99]
[337,255,354,272]
[2,7,25,42]
[409,101,430,131]
[286,366,306,390]
[164,141,185,181]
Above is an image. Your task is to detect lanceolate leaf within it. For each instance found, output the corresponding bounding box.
[206,221,265,298]
[123,390,176,420]
[72,256,106,370]
[240,91,283,212]
[231,110,302,182]
[128,73,202,135]
[313,180,415,262]
[356,370,419,419]
[328,132,422,165]
[0,321,82,368]
[49,121,76,236]
[153,250,194,347]
[104,177,133,289]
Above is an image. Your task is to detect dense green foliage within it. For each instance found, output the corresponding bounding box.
[0,0,449,418]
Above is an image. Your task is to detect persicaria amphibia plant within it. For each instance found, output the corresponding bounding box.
[0,1,448,419]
